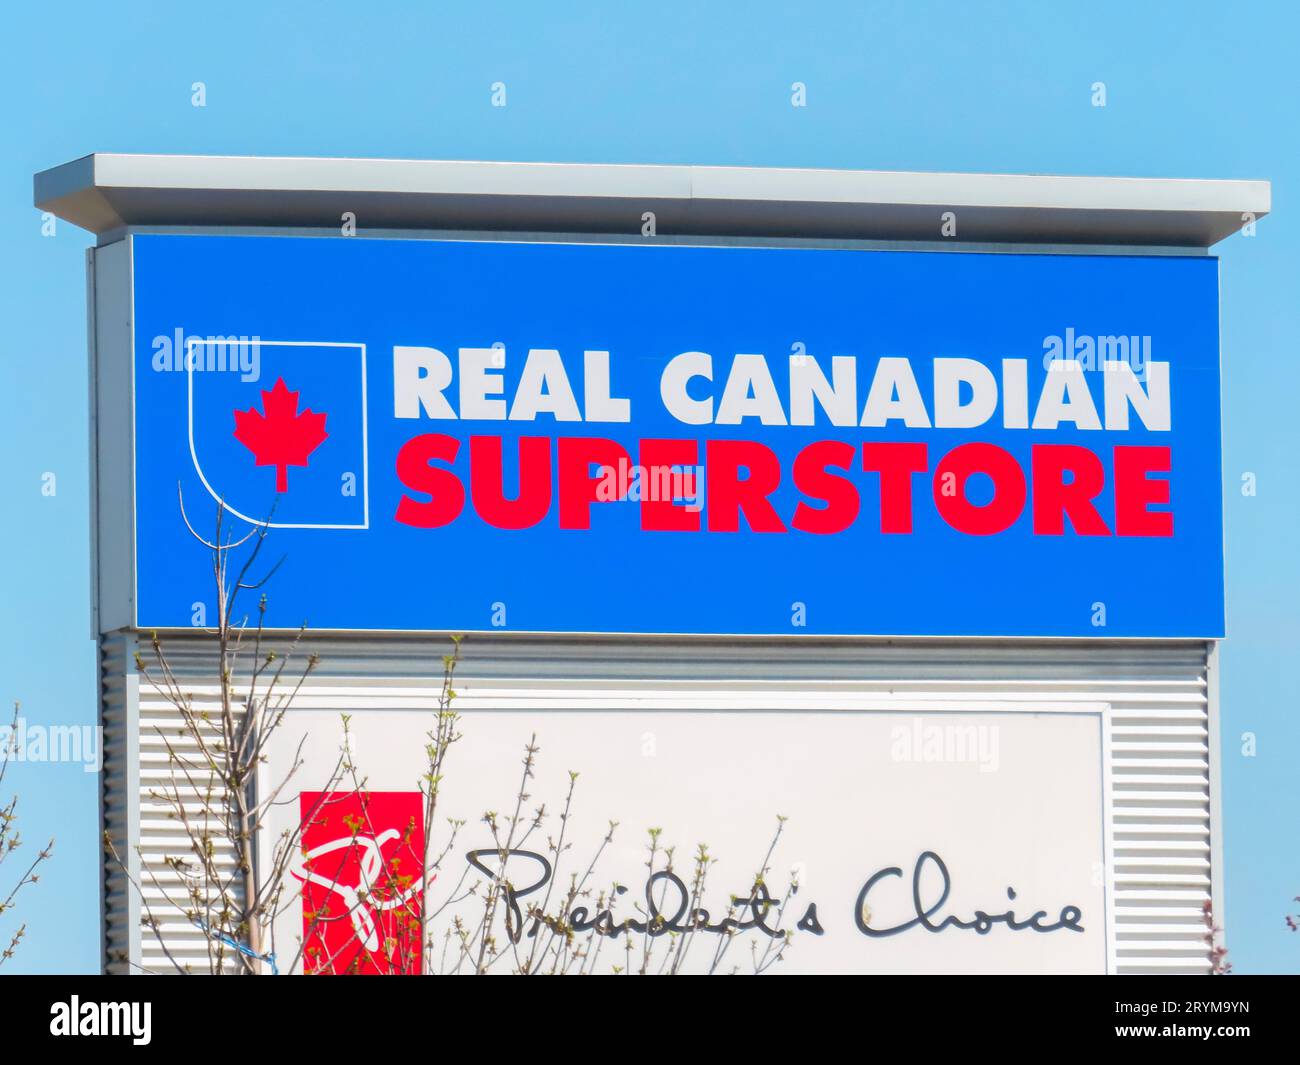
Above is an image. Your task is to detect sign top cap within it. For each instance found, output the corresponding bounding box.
[34,153,1270,248]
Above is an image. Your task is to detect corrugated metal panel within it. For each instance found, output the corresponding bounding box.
[99,633,139,974]
[103,632,1215,975]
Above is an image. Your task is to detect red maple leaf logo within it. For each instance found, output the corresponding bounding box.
[233,378,329,492]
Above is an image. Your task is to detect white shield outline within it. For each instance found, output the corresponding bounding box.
[186,339,370,529]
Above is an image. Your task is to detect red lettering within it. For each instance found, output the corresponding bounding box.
[862,443,928,534]
[639,439,701,532]
[395,433,464,528]
[395,436,1168,543]
[793,441,859,534]
[1114,445,1173,537]
[706,440,787,532]
[557,437,632,530]
[933,443,1026,535]
[1031,445,1111,535]
[469,436,552,529]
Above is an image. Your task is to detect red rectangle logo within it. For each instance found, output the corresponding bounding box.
[294,791,424,975]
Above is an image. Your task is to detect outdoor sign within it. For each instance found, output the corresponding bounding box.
[263,703,1115,975]
[129,234,1223,637]
[292,791,424,975]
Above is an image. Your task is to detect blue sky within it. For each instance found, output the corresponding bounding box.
[0,0,1295,973]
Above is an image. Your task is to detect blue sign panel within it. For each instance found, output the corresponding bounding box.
[130,234,1223,637]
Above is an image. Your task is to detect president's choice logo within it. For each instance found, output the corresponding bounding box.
[292,791,425,975]
[49,997,151,1045]
[187,340,368,529]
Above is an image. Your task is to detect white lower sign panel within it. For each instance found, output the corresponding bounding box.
[264,702,1114,974]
